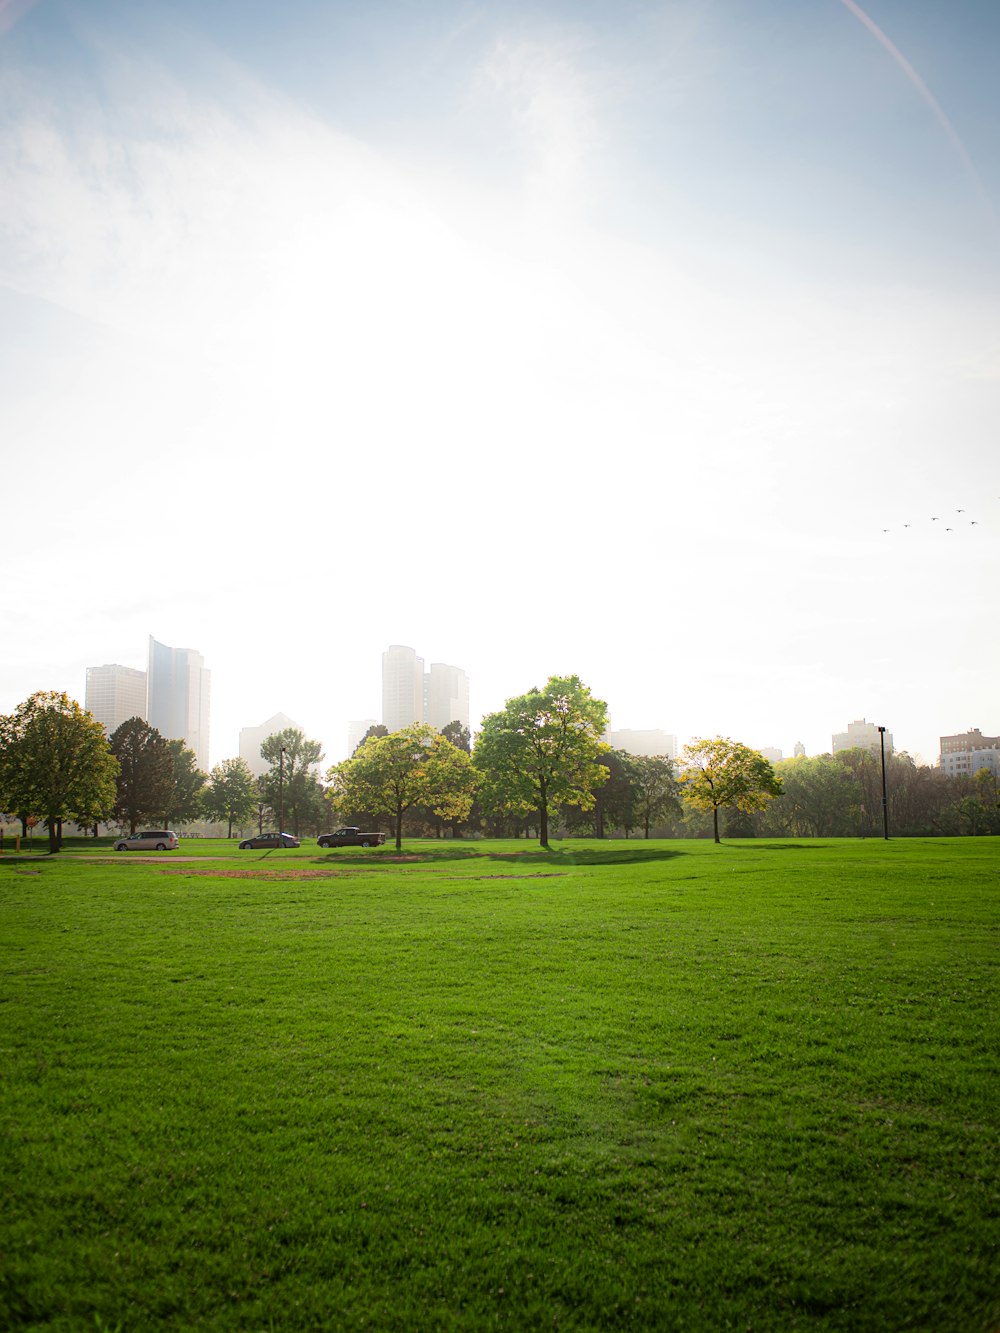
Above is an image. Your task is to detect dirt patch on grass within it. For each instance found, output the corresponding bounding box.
[155,866,349,880]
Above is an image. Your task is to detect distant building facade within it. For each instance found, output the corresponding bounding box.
[382,645,425,732]
[147,636,211,770]
[382,646,469,733]
[608,729,678,760]
[760,747,783,765]
[939,729,1000,779]
[832,719,892,757]
[85,664,147,736]
[239,712,300,777]
[425,662,470,731]
[794,741,806,758]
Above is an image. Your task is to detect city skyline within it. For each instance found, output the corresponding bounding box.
[71,636,990,773]
[1,1,996,772]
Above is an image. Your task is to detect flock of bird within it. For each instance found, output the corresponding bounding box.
[881,504,996,534]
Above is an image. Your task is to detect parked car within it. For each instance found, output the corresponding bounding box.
[114,830,179,852]
[317,827,387,849]
[238,832,300,849]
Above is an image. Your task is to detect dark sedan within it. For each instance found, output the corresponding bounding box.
[238,832,300,849]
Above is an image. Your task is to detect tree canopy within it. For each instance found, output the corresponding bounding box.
[0,692,119,851]
[259,728,325,836]
[164,738,206,826]
[109,717,174,834]
[203,757,258,837]
[328,724,436,850]
[679,737,782,844]
[473,675,609,846]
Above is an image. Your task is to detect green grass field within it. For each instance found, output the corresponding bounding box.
[1,837,997,1330]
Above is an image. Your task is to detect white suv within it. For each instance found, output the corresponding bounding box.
[113,830,180,852]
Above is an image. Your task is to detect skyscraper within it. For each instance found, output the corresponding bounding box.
[425,662,470,731]
[147,636,211,770]
[381,646,470,734]
[85,664,147,736]
[382,645,425,732]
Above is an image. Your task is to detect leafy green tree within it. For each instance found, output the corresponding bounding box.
[164,738,206,827]
[203,757,258,837]
[354,724,388,755]
[0,692,119,852]
[327,724,430,850]
[473,675,609,847]
[423,734,477,833]
[109,717,174,834]
[440,721,471,753]
[633,754,681,838]
[767,754,858,837]
[260,728,325,837]
[679,737,782,844]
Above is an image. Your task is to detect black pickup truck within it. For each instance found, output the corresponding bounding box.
[317,827,387,849]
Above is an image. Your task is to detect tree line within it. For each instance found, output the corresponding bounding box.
[0,692,327,851]
[1,682,996,852]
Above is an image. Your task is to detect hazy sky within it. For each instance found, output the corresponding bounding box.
[2,0,997,769]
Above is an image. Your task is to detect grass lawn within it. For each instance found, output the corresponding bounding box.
[1,837,997,1330]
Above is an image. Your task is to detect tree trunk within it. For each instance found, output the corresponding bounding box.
[395,803,403,851]
[539,803,549,847]
[713,806,721,844]
[48,816,61,854]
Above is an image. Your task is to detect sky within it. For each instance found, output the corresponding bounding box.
[1,0,998,770]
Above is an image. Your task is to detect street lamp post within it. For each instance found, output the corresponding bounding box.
[278,746,287,837]
[877,726,889,841]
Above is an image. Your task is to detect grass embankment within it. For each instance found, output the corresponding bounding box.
[1,838,997,1330]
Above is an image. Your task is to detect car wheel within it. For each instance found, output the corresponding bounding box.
[361,840,371,848]
[239,842,249,850]
[115,843,126,852]
[155,843,166,851]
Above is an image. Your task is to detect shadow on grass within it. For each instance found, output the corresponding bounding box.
[309,843,687,868]
[728,842,829,851]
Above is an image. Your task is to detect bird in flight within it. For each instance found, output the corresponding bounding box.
[931,516,939,521]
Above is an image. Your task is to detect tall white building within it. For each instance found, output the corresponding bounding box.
[147,636,211,770]
[382,645,424,732]
[425,662,470,731]
[381,645,470,734]
[608,729,678,759]
[85,664,147,736]
[832,719,892,757]
[239,712,300,777]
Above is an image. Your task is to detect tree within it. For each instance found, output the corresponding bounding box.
[633,754,681,838]
[354,723,388,755]
[259,728,325,837]
[440,720,471,753]
[203,758,259,837]
[422,733,477,833]
[0,692,119,852]
[327,724,432,850]
[109,717,174,834]
[767,754,858,837]
[473,675,609,847]
[164,738,206,826]
[679,737,782,844]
